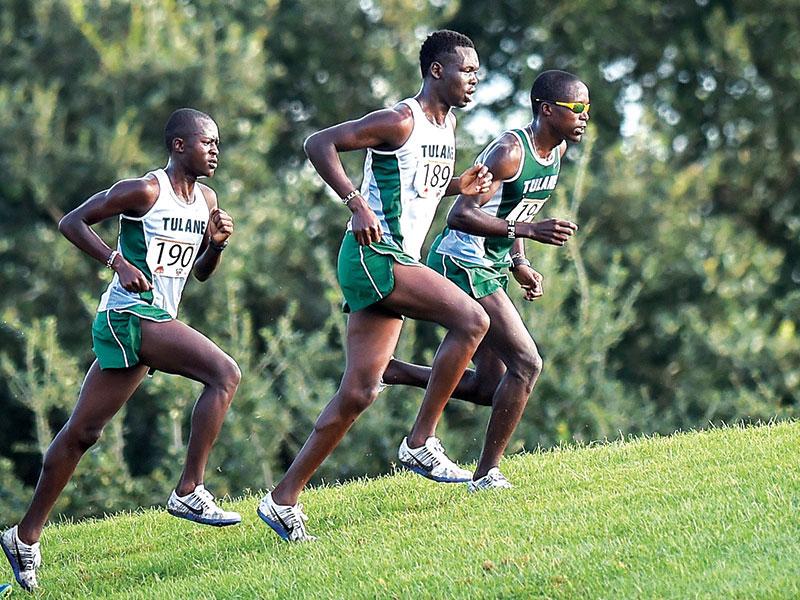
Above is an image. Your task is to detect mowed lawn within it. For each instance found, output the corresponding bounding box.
[9,422,799,599]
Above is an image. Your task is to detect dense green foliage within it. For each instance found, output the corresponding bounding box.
[12,423,800,598]
[1,0,798,521]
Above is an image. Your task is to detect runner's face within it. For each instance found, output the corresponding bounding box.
[552,82,590,143]
[185,119,220,177]
[439,46,480,109]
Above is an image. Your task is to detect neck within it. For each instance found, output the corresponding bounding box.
[164,159,197,203]
[528,120,561,159]
[415,83,452,127]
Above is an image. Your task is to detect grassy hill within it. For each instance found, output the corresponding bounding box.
[4,422,799,599]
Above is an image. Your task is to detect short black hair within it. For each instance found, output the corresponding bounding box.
[530,70,584,115]
[164,108,213,152]
[419,30,475,78]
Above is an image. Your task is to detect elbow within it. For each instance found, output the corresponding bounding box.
[193,261,210,282]
[303,133,319,160]
[58,213,74,238]
[447,210,466,231]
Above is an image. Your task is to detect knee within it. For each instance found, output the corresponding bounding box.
[341,382,381,416]
[211,356,241,400]
[460,302,490,342]
[313,382,380,434]
[508,346,543,389]
[67,423,104,452]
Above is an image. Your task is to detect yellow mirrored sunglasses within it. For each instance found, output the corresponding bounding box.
[535,99,591,114]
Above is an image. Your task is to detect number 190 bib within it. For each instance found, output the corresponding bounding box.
[146,236,196,278]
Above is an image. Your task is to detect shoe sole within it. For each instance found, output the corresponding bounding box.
[467,484,513,493]
[167,508,241,527]
[0,538,33,592]
[398,460,472,483]
[256,507,290,541]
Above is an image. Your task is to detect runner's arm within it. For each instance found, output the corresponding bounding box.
[509,239,543,301]
[304,106,413,245]
[194,184,232,281]
[448,134,577,245]
[447,134,521,237]
[58,176,159,291]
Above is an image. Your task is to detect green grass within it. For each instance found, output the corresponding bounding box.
[6,422,800,599]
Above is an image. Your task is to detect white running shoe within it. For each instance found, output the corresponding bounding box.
[398,436,472,483]
[167,485,242,527]
[1,526,41,592]
[467,467,513,492]
[257,492,316,542]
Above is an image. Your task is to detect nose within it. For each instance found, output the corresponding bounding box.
[210,144,219,156]
[580,110,590,122]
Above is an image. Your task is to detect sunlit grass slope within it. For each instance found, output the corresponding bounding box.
[11,422,800,599]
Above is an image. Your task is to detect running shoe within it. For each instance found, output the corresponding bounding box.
[257,492,316,542]
[1,526,40,592]
[398,436,472,483]
[0,583,11,596]
[467,467,513,492]
[167,485,242,526]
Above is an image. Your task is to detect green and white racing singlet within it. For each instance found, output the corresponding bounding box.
[352,97,456,261]
[436,128,561,268]
[97,168,209,319]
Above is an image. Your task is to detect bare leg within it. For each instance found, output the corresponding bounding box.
[272,307,403,506]
[381,263,489,447]
[16,361,148,544]
[381,341,506,406]
[272,263,488,505]
[383,288,541,480]
[139,319,241,495]
[472,290,542,479]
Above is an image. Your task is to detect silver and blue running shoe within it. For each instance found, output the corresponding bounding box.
[398,436,472,483]
[257,492,316,542]
[167,485,241,527]
[467,467,513,492]
[1,526,40,592]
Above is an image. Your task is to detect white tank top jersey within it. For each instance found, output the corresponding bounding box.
[352,96,456,261]
[97,168,210,319]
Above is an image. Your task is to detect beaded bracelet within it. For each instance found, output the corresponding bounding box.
[342,189,361,205]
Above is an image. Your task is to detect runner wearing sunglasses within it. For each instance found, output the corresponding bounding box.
[381,70,589,490]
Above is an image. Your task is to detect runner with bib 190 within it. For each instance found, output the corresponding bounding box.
[1,108,241,593]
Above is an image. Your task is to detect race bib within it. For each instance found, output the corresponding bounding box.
[414,160,452,199]
[506,198,547,223]
[146,237,196,278]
